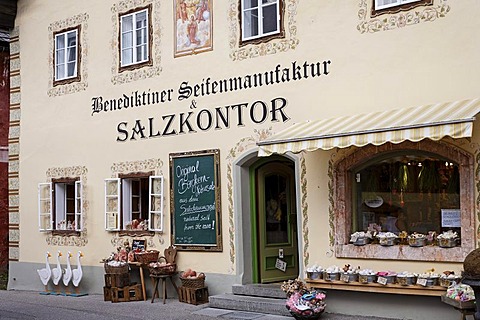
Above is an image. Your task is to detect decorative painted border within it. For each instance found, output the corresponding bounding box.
[226,130,273,272]
[357,0,450,34]
[227,0,299,61]
[8,27,21,261]
[47,13,89,97]
[473,143,480,247]
[111,0,162,85]
[109,158,165,247]
[45,166,89,246]
[225,129,309,272]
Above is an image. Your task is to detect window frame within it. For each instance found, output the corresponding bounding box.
[333,140,475,263]
[371,0,433,17]
[118,5,153,71]
[104,172,164,232]
[53,26,81,86]
[239,0,285,46]
[38,178,83,232]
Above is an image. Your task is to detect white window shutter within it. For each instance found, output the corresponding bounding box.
[105,178,121,231]
[38,183,53,231]
[74,180,83,231]
[148,176,164,232]
[122,178,132,229]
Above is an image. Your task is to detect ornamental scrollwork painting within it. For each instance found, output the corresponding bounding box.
[357,0,450,34]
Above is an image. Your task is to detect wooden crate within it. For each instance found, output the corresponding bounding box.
[103,286,113,301]
[178,286,209,305]
[108,284,143,303]
[104,273,130,288]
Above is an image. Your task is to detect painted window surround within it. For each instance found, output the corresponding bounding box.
[334,140,475,263]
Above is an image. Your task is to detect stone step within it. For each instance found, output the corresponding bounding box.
[232,284,287,299]
[208,293,290,317]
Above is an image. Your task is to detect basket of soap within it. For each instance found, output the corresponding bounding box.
[341,265,359,283]
[437,231,459,248]
[104,261,129,274]
[350,231,372,246]
[323,266,341,281]
[439,271,461,287]
[417,271,440,287]
[306,265,323,280]
[376,271,397,285]
[358,269,376,284]
[408,233,427,247]
[396,272,418,286]
[377,232,398,246]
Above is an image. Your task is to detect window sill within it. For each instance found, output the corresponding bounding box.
[336,243,473,263]
[51,230,81,236]
[118,230,155,237]
[306,279,444,296]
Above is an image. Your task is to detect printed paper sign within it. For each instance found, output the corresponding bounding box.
[275,258,287,272]
[441,209,461,228]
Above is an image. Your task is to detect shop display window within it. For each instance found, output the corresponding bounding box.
[53,26,80,84]
[240,0,284,44]
[38,179,83,232]
[371,0,433,17]
[119,6,152,70]
[334,140,475,262]
[353,151,460,238]
[104,174,163,232]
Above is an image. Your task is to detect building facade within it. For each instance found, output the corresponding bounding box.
[8,0,480,318]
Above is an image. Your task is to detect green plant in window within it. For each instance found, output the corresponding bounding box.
[418,160,440,192]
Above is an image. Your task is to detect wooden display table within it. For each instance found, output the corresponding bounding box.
[306,279,446,296]
[150,273,178,304]
[128,262,147,301]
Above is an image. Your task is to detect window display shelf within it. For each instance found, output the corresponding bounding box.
[306,279,446,297]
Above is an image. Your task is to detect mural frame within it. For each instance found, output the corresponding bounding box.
[174,0,213,57]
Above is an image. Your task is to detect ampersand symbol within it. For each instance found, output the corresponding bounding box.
[190,100,197,109]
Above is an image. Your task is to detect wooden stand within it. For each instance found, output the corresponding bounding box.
[150,274,178,304]
[178,286,209,305]
[128,262,147,301]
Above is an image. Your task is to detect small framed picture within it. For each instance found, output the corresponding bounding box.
[132,239,146,251]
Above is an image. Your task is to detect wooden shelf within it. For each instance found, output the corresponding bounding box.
[306,279,446,297]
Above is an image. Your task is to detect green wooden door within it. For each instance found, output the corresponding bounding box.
[253,160,298,283]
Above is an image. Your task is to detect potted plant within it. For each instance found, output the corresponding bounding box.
[281,278,326,320]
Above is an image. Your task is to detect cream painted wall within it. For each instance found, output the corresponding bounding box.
[12,0,480,291]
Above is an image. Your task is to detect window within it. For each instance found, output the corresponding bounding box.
[54,27,79,83]
[120,7,151,68]
[105,175,163,232]
[241,0,282,42]
[38,179,83,231]
[371,0,433,17]
[334,141,475,262]
[353,151,460,237]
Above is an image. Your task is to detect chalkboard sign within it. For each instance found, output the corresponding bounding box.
[132,239,146,251]
[170,149,222,251]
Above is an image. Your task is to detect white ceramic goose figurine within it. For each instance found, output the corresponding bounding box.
[37,251,52,293]
[51,251,63,294]
[63,251,73,293]
[72,251,83,291]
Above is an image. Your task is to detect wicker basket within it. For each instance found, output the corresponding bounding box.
[180,273,206,288]
[149,256,176,275]
[135,250,159,264]
[149,262,177,276]
[104,262,129,274]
